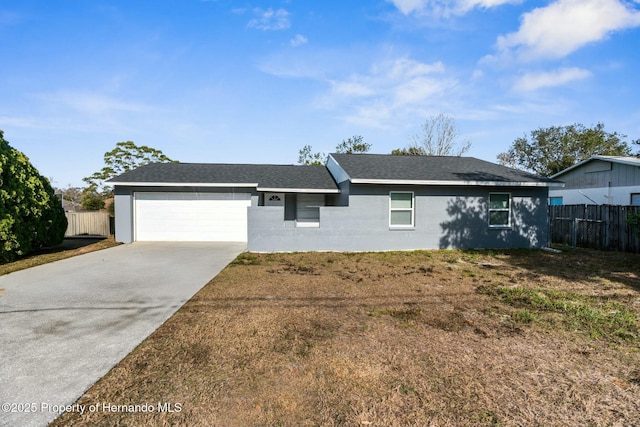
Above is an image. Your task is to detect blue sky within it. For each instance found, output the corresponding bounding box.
[1,0,639,188]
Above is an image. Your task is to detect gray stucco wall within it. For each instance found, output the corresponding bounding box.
[248,184,550,252]
[113,188,134,243]
[113,186,257,243]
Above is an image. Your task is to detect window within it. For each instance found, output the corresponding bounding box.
[296,194,324,227]
[549,196,563,206]
[390,192,414,227]
[631,193,640,206]
[489,193,510,227]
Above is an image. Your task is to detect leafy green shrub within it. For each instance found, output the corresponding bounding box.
[81,192,105,210]
[0,131,67,262]
[626,210,640,238]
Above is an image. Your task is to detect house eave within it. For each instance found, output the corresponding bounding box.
[257,187,340,194]
[349,179,564,187]
[110,182,259,188]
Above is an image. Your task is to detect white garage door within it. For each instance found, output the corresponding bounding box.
[134,192,252,242]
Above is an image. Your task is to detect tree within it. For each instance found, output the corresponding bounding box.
[391,146,427,156]
[298,144,325,166]
[633,138,640,157]
[497,123,631,176]
[298,136,372,165]
[0,130,67,262]
[84,141,176,194]
[52,185,83,211]
[392,114,471,156]
[80,184,105,210]
[335,135,371,154]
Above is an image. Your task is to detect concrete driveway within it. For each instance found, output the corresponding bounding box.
[0,242,245,427]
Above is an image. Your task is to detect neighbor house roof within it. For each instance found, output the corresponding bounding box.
[550,155,640,178]
[108,162,339,193]
[329,153,563,187]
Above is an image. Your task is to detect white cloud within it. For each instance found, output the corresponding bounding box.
[456,0,522,13]
[325,57,456,127]
[386,0,519,16]
[389,57,445,77]
[290,34,308,47]
[247,8,290,31]
[47,90,147,115]
[513,67,592,91]
[497,0,640,61]
[387,0,427,14]
[332,81,375,97]
[0,115,38,128]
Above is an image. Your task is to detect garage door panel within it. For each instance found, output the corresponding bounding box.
[134,192,251,242]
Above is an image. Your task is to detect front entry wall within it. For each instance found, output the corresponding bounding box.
[248,185,550,251]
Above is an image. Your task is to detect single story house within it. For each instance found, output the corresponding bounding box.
[110,153,563,251]
[549,156,640,206]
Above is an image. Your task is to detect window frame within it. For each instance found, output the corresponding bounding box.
[389,191,415,228]
[488,192,511,228]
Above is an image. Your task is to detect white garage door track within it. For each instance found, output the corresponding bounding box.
[0,242,245,427]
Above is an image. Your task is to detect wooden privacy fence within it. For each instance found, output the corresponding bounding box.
[65,211,111,237]
[548,204,640,253]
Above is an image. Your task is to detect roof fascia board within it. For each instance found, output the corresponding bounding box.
[550,157,595,178]
[326,154,352,184]
[110,182,258,188]
[350,178,564,188]
[257,187,340,193]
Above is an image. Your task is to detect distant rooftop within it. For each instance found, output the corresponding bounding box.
[551,155,640,178]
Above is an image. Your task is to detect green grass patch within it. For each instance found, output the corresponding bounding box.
[479,285,638,341]
[229,253,263,266]
[512,309,538,324]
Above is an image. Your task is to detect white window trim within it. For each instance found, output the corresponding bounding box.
[489,192,511,228]
[389,191,414,228]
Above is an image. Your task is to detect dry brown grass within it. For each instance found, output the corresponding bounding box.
[51,249,640,427]
[0,237,119,277]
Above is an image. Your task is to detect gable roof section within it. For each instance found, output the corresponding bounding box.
[108,162,339,193]
[329,153,563,187]
[551,155,640,178]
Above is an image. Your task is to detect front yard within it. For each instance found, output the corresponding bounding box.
[52,249,639,426]
[0,237,119,277]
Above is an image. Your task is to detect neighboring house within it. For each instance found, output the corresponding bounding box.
[549,156,640,206]
[109,153,562,251]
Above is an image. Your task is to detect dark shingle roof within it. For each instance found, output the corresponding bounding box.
[109,163,339,192]
[330,153,562,186]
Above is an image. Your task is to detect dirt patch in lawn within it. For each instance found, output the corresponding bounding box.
[51,249,640,427]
